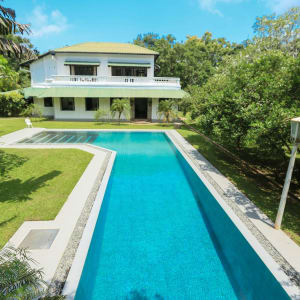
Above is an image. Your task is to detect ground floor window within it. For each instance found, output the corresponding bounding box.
[44,97,53,107]
[60,97,75,111]
[85,98,99,111]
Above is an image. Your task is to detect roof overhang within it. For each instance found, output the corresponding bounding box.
[64,60,100,66]
[23,87,187,99]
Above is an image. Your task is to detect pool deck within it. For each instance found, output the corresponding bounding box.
[0,128,300,299]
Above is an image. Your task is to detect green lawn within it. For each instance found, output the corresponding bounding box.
[0,117,175,137]
[178,128,300,245]
[0,148,92,248]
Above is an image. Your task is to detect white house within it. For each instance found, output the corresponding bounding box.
[22,42,186,121]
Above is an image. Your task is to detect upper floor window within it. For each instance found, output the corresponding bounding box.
[61,97,75,111]
[70,65,97,76]
[85,98,99,111]
[44,97,53,107]
[111,67,147,77]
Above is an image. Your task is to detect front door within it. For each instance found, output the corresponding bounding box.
[134,98,148,119]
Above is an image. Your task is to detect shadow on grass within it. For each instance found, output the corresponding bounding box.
[0,215,16,228]
[0,150,28,178]
[0,170,61,203]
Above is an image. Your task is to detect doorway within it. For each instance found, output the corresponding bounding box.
[134,98,148,119]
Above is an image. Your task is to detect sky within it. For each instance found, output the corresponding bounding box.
[10,0,300,53]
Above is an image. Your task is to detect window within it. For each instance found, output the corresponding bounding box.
[85,98,99,111]
[111,67,147,77]
[60,97,75,111]
[70,65,97,76]
[44,97,53,107]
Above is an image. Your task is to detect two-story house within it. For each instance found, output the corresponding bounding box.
[22,42,186,121]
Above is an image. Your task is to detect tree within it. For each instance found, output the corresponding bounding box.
[94,108,110,122]
[110,98,131,124]
[0,55,19,91]
[0,246,46,300]
[183,49,300,163]
[252,7,300,57]
[0,1,35,59]
[158,99,177,123]
[133,32,241,88]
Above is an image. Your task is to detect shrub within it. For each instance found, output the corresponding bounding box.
[21,103,42,119]
[0,91,26,117]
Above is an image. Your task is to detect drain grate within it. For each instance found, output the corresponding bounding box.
[19,229,59,249]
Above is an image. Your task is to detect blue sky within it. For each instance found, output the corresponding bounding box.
[11,0,300,53]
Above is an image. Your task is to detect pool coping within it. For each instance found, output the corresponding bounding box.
[167,130,300,299]
[2,128,300,299]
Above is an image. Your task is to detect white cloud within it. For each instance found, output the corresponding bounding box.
[29,6,69,38]
[198,0,244,16]
[263,0,300,14]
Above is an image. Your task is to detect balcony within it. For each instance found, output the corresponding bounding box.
[38,75,181,89]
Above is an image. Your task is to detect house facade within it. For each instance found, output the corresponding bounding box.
[23,42,186,121]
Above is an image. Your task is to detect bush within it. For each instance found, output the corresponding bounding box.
[21,103,42,119]
[0,91,26,117]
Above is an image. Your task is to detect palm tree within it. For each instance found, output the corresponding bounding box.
[110,98,131,124]
[0,1,35,59]
[158,99,177,123]
[0,246,46,299]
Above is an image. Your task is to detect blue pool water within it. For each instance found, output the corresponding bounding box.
[20,132,290,299]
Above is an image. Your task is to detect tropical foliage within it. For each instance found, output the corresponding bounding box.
[0,90,25,116]
[21,103,42,119]
[157,99,177,123]
[110,98,131,124]
[0,1,34,59]
[94,108,110,122]
[134,32,242,88]
[0,246,45,300]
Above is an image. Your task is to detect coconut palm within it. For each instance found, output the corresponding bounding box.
[0,1,35,59]
[0,246,46,299]
[110,98,130,124]
[158,99,177,123]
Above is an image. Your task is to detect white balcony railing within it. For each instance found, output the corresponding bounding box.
[43,75,181,88]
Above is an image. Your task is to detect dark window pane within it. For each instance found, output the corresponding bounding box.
[111,66,147,77]
[61,98,75,111]
[85,98,99,111]
[44,97,53,107]
[73,65,96,75]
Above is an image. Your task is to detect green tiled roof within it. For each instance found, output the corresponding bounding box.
[55,42,158,55]
[23,87,187,99]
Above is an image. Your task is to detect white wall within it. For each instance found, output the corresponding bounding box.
[152,98,162,121]
[30,55,57,84]
[53,98,128,120]
[54,53,155,77]
[33,97,54,117]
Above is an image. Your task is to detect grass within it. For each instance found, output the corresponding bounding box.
[0,117,175,137]
[0,148,92,248]
[178,127,300,245]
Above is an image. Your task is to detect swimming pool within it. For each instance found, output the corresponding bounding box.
[20,131,291,299]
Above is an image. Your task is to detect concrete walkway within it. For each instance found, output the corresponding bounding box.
[1,129,115,285]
